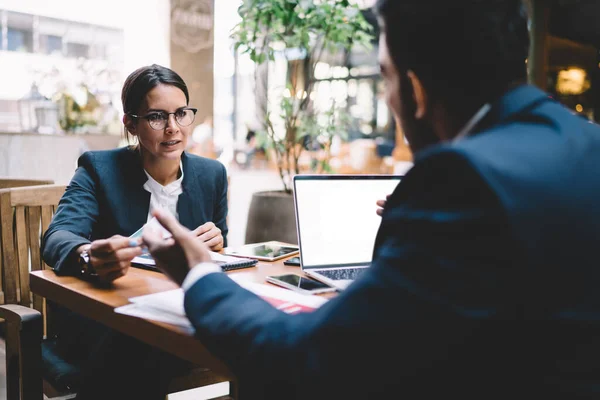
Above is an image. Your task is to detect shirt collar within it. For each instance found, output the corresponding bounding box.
[452,84,551,144]
[143,161,184,195]
[452,103,492,143]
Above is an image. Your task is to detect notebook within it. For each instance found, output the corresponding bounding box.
[131,249,258,272]
[293,174,402,290]
[129,218,258,272]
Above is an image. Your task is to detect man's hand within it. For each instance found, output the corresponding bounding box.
[142,209,212,286]
[81,236,143,283]
[376,194,391,216]
[192,222,224,251]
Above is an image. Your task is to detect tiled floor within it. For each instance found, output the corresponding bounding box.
[0,167,283,400]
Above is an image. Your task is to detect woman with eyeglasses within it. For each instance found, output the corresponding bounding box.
[41,64,228,399]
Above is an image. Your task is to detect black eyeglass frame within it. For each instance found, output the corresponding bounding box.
[128,107,198,130]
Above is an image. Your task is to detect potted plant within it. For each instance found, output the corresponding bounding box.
[232,0,373,244]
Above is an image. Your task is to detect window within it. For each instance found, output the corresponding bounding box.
[7,27,32,52]
[66,42,89,58]
[38,16,67,55]
[6,11,33,53]
[90,43,107,59]
[40,34,62,55]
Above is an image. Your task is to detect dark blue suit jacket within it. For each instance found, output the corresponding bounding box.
[180,85,600,399]
[43,147,228,275]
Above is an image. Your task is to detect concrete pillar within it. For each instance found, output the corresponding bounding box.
[527,0,550,89]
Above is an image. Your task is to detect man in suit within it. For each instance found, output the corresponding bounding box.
[144,1,600,398]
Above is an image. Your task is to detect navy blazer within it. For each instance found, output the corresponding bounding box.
[180,85,600,399]
[43,147,228,275]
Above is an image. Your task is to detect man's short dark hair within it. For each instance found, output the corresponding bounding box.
[375,0,530,105]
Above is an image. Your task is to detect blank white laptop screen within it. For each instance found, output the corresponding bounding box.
[294,176,402,268]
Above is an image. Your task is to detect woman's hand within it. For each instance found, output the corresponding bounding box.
[78,236,143,283]
[376,194,391,216]
[192,222,223,251]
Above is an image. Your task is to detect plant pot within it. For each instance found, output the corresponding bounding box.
[245,190,298,245]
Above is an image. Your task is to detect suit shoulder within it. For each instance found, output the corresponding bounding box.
[78,147,134,168]
[76,147,140,184]
[412,145,477,175]
[404,146,497,203]
[184,152,226,174]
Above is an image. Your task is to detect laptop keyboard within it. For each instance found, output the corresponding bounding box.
[317,268,366,281]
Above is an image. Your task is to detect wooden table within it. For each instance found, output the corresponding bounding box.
[29,259,309,378]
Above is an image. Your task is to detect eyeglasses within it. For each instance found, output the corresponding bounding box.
[129,107,198,130]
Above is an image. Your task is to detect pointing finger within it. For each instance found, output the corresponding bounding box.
[151,209,191,241]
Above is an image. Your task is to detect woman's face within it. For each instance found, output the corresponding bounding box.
[130,83,190,162]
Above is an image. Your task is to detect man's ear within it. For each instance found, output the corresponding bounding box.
[406,70,427,120]
[123,114,137,135]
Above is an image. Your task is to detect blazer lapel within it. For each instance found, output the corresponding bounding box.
[123,148,150,234]
[177,152,199,230]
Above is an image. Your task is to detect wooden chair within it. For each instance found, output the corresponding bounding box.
[0,184,232,400]
[0,184,66,400]
[0,178,53,190]
[0,178,53,306]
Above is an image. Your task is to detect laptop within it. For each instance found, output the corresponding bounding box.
[293,174,402,290]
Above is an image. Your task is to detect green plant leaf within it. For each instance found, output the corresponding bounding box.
[232,0,374,183]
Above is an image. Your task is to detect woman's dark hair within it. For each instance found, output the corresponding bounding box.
[375,0,530,106]
[121,64,189,141]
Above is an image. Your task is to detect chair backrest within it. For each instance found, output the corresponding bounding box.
[0,185,65,313]
[0,179,55,305]
[0,178,54,190]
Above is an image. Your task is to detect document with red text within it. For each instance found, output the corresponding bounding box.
[115,275,329,330]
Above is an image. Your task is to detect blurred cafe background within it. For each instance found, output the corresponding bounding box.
[0,0,598,249]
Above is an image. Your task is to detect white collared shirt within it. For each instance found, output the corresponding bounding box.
[143,162,184,222]
[182,262,222,290]
[141,163,223,290]
[453,103,492,143]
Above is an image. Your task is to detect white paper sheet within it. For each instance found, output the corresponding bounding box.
[114,276,329,328]
[115,303,194,333]
[128,287,186,316]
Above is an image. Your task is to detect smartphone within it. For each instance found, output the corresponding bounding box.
[266,274,337,295]
[283,256,301,266]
